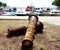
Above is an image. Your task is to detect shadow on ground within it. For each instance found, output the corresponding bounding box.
[21,45,33,50]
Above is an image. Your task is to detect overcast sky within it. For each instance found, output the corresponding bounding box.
[0,0,55,7]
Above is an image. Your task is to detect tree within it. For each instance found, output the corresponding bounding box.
[52,0,60,6]
[0,2,3,6]
[2,3,7,7]
[0,2,7,7]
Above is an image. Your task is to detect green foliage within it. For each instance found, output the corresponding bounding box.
[40,45,46,50]
[0,2,2,6]
[0,1,7,7]
[52,0,60,6]
[2,3,7,7]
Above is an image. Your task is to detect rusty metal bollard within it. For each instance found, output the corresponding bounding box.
[22,15,38,46]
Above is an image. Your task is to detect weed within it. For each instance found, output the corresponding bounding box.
[47,34,56,42]
[40,45,46,50]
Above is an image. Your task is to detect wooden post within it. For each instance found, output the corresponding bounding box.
[22,15,38,46]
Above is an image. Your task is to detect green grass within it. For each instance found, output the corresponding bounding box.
[40,45,46,50]
[47,34,56,42]
[46,29,57,34]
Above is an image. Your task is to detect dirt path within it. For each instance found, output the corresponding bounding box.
[0,20,60,50]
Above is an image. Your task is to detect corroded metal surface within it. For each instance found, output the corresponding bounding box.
[22,15,38,46]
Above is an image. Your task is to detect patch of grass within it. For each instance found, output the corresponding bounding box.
[46,29,57,35]
[56,43,60,47]
[53,31,58,35]
[0,19,28,34]
[0,26,4,30]
[40,45,46,50]
[43,23,50,28]
[2,43,16,50]
[46,29,51,33]
[43,22,56,28]
[49,38,56,42]
[47,34,56,42]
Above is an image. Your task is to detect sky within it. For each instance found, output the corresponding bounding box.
[0,0,55,7]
